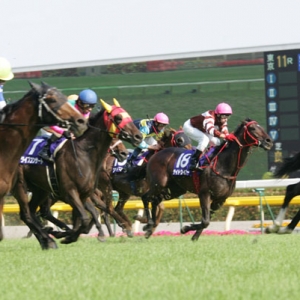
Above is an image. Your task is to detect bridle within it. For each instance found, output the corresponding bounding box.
[210,121,262,180]
[0,88,72,129]
[169,130,190,147]
[38,90,72,129]
[88,105,133,140]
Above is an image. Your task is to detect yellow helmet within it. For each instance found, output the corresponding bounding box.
[67,94,78,101]
[0,57,14,81]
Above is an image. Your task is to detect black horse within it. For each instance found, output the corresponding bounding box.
[12,98,142,249]
[266,152,300,234]
[140,119,273,240]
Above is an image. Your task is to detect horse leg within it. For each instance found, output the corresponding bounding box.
[84,200,106,242]
[11,172,58,250]
[266,183,299,234]
[101,213,115,237]
[114,198,132,229]
[38,198,72,239]
[276,208,300,234]
[92,192,133,238]
[60,195,90,244]
[181,193,211,241]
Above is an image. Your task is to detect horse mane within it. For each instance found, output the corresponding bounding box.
[210,118,253,156]
[88,109,105,126]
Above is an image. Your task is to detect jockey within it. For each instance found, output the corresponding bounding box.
[38,89,97,162]
[125,112,169,168]
[0,57,14,109]
[183,102,235,170]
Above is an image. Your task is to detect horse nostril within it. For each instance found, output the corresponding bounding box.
[136,134,142,141]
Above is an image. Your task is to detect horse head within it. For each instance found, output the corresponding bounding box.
[29,81,87,137]
[100,98,142,147]
[159,128,192,149]
[109,138,129,162]
[231,118,273,150]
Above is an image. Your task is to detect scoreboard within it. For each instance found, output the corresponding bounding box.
[264,49,300,176]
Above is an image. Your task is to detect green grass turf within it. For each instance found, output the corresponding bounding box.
[3,65,268,179]
[0,234,299,300]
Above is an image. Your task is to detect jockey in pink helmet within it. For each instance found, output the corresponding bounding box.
[183,102,233,170]
[125,112,169,169]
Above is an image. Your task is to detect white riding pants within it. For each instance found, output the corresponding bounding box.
[144,136,157,146]
[183,119,221,152]
[0,101,6,109]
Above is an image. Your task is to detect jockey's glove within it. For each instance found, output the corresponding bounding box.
[62,131,72,139]
[225,133,236,141]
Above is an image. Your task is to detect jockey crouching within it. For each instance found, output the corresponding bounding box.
[183,102,236,170]
[38,89,97,162]
[125,112,170,170]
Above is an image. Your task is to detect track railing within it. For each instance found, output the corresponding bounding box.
[3,179,300,231]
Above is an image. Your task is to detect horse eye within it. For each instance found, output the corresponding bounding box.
[114,115,122,125]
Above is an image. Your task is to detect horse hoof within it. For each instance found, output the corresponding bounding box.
[133,215,142,220]
[277,227,293,234]
[180,226,190,234]
[49,241,58,249]
[191,233,200,241]
[145,230,153,239]
[143,224,151,231]
[51,231,69,239]
[265,225,279,234]
[124,230,134,238]
[60,237,75,244]
[97,236,106,242]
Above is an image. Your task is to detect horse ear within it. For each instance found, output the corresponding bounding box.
[29,81,43,94]
[113,98,121,107]
[41,81,51,90]
[100,99,112,113]
[179,126,183,130]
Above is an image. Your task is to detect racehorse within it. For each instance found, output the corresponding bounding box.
[96,128,192,236]
[24,138,128,240]
[11,98,142,249]
[140,118,273,240]
[0,81,87,242]
[265,151,300,234]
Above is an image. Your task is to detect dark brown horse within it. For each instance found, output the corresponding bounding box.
[265,152,300,234]
[12,99,142,249]
[96,128,192,236]
[25,138,129,240]
[0,81,87,242]
[140,119,273,240]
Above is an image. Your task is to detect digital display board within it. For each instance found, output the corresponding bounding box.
[264,49,300,176]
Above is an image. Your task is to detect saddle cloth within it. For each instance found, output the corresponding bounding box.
[20,136,67,165]
[172,147,215,176]
[112,150,150,174]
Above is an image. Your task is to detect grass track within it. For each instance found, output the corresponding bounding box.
[0,234,299,299]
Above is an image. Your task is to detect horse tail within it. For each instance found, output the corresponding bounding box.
[274,152,300,178]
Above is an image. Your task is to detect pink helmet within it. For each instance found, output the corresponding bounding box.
[154,112,169,124]
[215,102,233,115]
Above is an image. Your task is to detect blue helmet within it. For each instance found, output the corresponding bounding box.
[78,89,97,104]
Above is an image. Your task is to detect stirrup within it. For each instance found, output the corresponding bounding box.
[39,151,53,162]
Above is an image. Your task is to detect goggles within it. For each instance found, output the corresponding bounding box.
[220,114,231,119]
[78,100,95,109]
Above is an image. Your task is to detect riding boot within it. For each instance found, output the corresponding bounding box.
[189,149,202,170]
[38,134,58,162]
[125,147,142,171]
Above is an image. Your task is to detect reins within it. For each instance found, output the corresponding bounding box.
[0,91,71,129]
[210,121,260,180]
